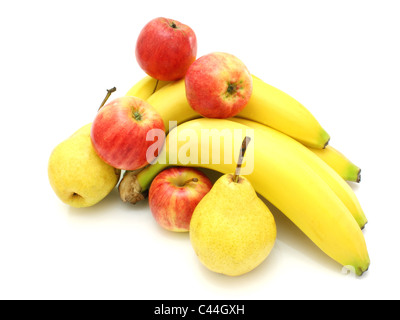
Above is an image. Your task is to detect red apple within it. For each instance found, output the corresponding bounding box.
[135,17,197,81]
[149,167,213,232]
[91,96,165,170]
[185,52,253,119]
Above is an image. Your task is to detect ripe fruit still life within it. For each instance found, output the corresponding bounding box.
[185,52,253,118]
[90,96,165,170]
[135,17,197,81]
[127,118,369,275]
[48,15,370,278]
[149,167,213,232]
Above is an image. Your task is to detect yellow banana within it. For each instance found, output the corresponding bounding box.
[145,75,330,148]
[123,118,369,275]
[146,78,196,130]
[231,118,367,229]
[309,146,361,183]
[237,76,330,148]
[125,75,171,100]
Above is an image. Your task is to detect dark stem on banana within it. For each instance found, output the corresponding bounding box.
[152,79,159,94]
[233,136,251,183]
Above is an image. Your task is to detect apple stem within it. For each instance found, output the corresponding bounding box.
[233,136,251,183]
[98,87,117,111]
[152,79,159,94]
[182,177,199,186]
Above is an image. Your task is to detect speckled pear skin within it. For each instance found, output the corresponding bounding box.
[190,174,276,276]
[48,123,121,208]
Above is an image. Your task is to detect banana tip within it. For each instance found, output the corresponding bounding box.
[323,138,330,149]
[358,265,369,277]
[357,169,362,183]
[361,219,368,230]
[118,171,146,204]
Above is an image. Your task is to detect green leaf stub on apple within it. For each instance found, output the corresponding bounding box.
[185,52,253,119]
[90,96,165,171]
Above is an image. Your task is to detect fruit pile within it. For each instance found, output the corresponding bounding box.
[48,17,369,277]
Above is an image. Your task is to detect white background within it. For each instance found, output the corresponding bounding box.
[1,0,399,300]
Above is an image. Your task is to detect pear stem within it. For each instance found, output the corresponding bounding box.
[233,136,251,183]
[98,87,117,111]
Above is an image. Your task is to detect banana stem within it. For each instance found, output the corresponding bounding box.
[137,161,169,190]
[98,87,117,111]
[233,136,251,183]
[132,135,252,201]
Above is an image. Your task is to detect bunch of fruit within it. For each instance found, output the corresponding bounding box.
[48,17,369,277]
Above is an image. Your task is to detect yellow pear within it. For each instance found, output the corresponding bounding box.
[189,173,277,276]
[48,123,121,208]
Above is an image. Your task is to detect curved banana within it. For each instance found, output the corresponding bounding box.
[123,118,369,275]
[231,118,367,229]
[309,146,361,183]
[146,78,197,130]
[145,75,330,148]
[126,76,358,183]
[125,75,171,100]
[237,76,330,149]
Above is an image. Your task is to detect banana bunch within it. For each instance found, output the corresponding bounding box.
[123,75,369,275]
[126,74,362,182]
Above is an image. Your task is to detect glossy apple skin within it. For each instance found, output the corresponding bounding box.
[91,97,165,170]
[135,17,197,81]
[149,167,213,232]
[185,52,253,119]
